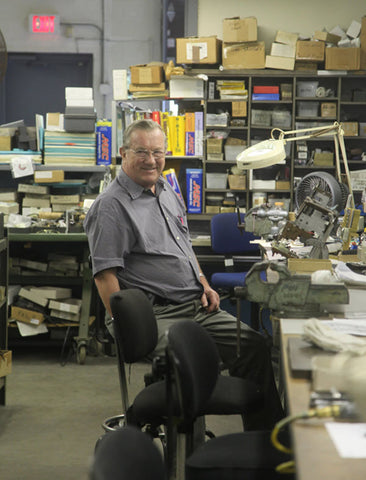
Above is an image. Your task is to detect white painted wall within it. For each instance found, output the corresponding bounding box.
[0,0,162,119]
[197,0,365,51]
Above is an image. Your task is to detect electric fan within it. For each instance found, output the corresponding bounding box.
[295,171,347,212]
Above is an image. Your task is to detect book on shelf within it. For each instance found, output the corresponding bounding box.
[194,111,204,156]
[160,112,172,155]
[152,111,161,124]
[168,116,185,156]
[185,112,195,156]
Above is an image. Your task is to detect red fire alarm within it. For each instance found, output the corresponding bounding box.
[29,14,60,34]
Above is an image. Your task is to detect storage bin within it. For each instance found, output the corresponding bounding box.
[251,109,271,126]
[207,138,223,153]
[296,81,318,97]
[206,173,228,189]
[272,110,292,128]
[224,145,246,161]
[297,101,318,117]
[206,113,229,127]
[64,106,96,133]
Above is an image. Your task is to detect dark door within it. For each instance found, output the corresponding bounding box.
[0,52,93,126]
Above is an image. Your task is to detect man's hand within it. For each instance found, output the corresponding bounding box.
[200,285,220,313]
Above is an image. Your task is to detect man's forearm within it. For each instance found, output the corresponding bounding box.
[94,268,120,315]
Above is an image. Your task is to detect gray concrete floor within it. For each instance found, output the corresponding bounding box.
[0,345,243,480]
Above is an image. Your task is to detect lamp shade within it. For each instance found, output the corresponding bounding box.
[236,139,286,170]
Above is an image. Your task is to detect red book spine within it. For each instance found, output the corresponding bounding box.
[253,86,279,94]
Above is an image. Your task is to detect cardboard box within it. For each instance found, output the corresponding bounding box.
[275,30,299,46]
[34,170,65,183]
[270,42,296,58]
[18,287,49,308]
[287,258,332,274]
[11,306,45,326]
[129,64,163,85]
[325,47,360,70]
[321,102,337,118]
[0,351,12,377]
[296,41,325,61]
[222,41,265,69]
[276,180,291,190]
[342,122,358,136]
[0,136,11,150]
[223,17,257,43]
[29,286,72,299]
[206,138,223,153]
[49,298,82,314]
[169,76,204,98]
[313,152,334,167]
[176,36,222,64]
[313,31,341,44]
[265,55,295,71]
[228,174,246,190]
[231,101,247,117]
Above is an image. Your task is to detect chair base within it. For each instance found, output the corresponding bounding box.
[102,414,126,432]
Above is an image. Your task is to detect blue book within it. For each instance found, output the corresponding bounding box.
[252,93,280,101]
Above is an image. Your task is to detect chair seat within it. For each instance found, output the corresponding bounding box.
[185,430,294,480]
[131,375,262,425]
[211,272,248,289]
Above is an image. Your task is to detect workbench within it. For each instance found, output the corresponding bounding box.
[280,318,366,479]
[8,232,93,364]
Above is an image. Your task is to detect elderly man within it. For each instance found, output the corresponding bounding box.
[84,118,283,430]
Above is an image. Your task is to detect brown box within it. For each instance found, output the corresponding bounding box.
[287,258,332,274]
[231,101,247,117]
[228,174,246,190]
[325,47,360,70]
[0,351,12,377]
[296,41,325,61]
[34,170,65,183]
[206,138,223,153]
[176,36,222,64]
[11,306,45,326]
[222,41,265,69]
[275,31,298,46]
[223,17,257,43]
[313,152,334,167]
[342,122,358,136]
[0,136,11,150]
[321,102,337,118]
[313,31,341,44]
[275,180,291,190]
[129,64,163,85]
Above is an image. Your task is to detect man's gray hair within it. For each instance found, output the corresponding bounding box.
[123,119,166,149]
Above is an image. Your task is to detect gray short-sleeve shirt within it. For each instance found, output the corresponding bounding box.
[84,169,203,303]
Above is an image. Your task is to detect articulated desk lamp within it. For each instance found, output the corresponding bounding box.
[236,122,359,255]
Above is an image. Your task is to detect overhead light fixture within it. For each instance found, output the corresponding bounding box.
[236,122,354,207]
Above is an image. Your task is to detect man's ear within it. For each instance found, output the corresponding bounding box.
[120,147,126,158]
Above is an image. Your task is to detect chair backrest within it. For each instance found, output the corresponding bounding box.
[90,425,165,480]
[110,289,158,364]
[166,320,220,423]
[210,212,260,255]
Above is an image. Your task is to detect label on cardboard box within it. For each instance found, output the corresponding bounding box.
[186,168,203,214]
[96,120,112,165]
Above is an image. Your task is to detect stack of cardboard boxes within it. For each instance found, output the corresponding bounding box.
[128,63,167,97]
[221,17,265,70]
[266,31,298,71]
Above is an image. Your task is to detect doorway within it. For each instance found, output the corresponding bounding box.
[0,52,93,126]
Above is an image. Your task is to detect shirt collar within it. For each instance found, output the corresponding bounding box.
[117,169,166,199]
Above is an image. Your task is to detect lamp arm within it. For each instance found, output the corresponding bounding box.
[337,129,354,208]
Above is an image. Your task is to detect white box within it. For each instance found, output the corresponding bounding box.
[270,42,295,58]
[169,76,204,98]
[65,87,93,99]
[275,30,299,46]
[206,173,228,189]
[346,20,362,39]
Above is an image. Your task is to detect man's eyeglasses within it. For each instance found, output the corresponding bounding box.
[129,148,165,160]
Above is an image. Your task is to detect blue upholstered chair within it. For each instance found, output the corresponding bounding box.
[210,212,262,338]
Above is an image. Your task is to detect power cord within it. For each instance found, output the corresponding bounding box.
[270,404,356,475]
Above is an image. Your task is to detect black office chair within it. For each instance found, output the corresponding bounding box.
[210,212,263,342]
[90,425,166,480]
[105,289,263,477]
[165,320,294,480]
